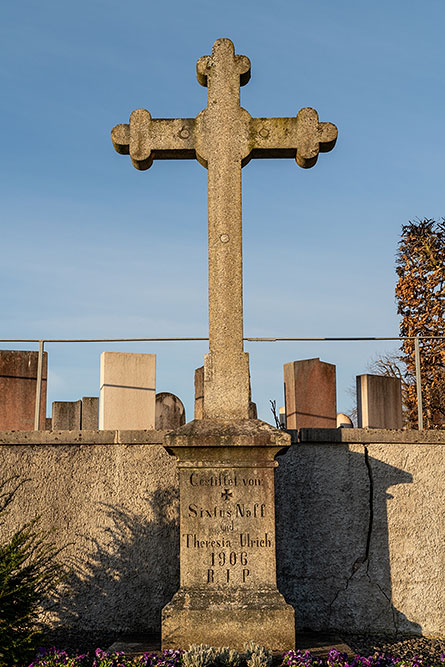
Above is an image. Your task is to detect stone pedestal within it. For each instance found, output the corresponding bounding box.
[161,419,295,651]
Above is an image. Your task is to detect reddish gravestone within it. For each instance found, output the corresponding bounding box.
[0,350,47,430]
[284,358,337,429]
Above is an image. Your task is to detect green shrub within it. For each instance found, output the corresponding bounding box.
[0,477,63,667]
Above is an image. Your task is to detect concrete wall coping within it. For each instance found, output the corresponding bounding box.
[0,429,168,445]
[0,427,444,447]
[297,427,445,445]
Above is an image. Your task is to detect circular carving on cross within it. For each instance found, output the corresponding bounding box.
[220,234,230,243]
[259,127,269,139]
[178,126,190,139]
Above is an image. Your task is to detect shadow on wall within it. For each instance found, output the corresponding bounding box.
[275,443,421,635]
[47,487,179,642]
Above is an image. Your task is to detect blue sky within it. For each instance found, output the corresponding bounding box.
[2,1,444,423]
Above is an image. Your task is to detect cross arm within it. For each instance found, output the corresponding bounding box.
[249,108,337,168]
[111,109,196,170]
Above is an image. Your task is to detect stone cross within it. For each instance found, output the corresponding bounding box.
[111,38,337,421]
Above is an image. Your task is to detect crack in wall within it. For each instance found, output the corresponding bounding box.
[328,445,373,620]
[363,445,374,572]
[327,445,398,633]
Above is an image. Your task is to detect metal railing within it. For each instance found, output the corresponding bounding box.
[1,335,443,431]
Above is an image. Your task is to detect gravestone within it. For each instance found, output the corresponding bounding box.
[0,350,47,430]
[284,358,337,429]
[82,396,99,429]
[155,392,186,430]
[99,352,156,430]
[52,400,82,430]
[112,37,337,651]
[194,366,204,419]
[337,412,353,428]
[357,374,403,429]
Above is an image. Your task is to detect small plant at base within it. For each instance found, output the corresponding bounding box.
[244,642,272,667]
[182,645,217,667]
[155,649,185,667]
[215,648,241,667]
[281,650,445,667]
[29,647,90,667]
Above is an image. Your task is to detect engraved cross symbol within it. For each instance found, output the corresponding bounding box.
[221,489,233,501]
[111,38,337,421]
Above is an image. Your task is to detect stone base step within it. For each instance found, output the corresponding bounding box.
[108,632,354,658]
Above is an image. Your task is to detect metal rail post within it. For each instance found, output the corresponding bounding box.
[34,340,44,431]
[414,336,423,430]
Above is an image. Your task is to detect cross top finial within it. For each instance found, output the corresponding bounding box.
[196,38,251,89]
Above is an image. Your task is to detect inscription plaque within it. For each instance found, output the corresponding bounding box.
[180,465,276,589]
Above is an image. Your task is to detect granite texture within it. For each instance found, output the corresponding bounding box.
[111,38,337,420]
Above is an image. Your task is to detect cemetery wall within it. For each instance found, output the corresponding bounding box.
[0,428,444,639]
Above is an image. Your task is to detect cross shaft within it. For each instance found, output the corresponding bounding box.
[111,38,337,420]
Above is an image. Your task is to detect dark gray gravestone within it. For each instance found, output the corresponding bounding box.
[81,396,99,429]
[52,400,81,430]
[155,392,186,430]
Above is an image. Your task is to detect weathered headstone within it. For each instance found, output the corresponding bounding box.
[99,352,156,430]
[194,366,204,420]
[82,396,99,429]
[52,400,82,430]
[284,358,337,429]
[155,392,186,430]
[337,412,353,428]
[112,37,337,651]
[357,374,403,429]
[0,350,47,430]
